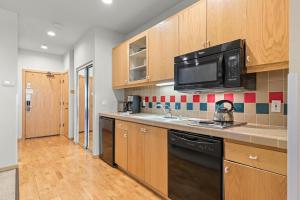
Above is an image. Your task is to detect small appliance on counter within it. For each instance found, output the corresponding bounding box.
[174,39,256,92]
[126,95,141,114]
[117,101,128,112]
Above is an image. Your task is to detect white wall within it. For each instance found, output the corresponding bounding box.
[93,27,124,155]
[17,49,64,138]
[74,31,95,69]
[0,8,18,168]
[288,0,300,199]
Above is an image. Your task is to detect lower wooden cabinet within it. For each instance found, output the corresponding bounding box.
[224,161,287,200]
[115,120,168,196]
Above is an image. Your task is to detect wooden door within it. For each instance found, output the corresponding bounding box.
[178,0,207,55]
[145,127,168,195]
[207,0,247,47]
[112,42,128,88]
[148,15,179,82]
[246,0,289,70]
[25,71,61,138]
[115,120,128,170]
[127,122,145,180]
[62,73,69,138]
[79,75,85,133]
[224,161,287,200]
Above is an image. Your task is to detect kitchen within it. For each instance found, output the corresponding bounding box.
[0,0,299,199]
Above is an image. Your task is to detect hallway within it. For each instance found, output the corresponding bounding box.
[18,136,161,200]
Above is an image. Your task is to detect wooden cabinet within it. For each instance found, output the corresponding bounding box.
[112,42,128,88]
[224,161,287,200]
[178,0,207,55]
[246,0,289,72]
[114,121,168,196]
[149,15,179,82]
[207,0,247,47]
[127,123,146,180]
[144,126,168,195]
[115,120,128,170]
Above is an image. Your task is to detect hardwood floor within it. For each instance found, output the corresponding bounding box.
[19,136,162,200]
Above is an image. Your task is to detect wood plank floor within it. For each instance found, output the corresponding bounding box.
[19,136,162,200]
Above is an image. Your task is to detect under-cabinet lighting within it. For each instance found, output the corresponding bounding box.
[156,82,175,87]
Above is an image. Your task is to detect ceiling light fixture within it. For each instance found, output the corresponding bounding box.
[41,44,48,50]
[47,31,56,37]
[102,0,113,4]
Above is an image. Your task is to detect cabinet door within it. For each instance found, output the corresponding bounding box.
[224,161,287,200]
[115,121,128,170]
[179,0,207,55]
[112,42,128,88]
[246,0,289,69]
[127,123,145,180]
[207,0,247,47]
[149,15,179,82]
[145,127,168,196]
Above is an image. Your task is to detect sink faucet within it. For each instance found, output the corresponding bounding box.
[157,103,172,118]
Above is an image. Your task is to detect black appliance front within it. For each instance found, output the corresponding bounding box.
[168,130,223,200]
[99,116,115,167]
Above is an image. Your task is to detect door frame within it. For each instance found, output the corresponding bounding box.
[22,69,64,139]
[61,71,69,138]
[74,61,94,150]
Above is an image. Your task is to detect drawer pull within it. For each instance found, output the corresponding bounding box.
[123,133,127,138]
[224,166,229,174]
[249,155,258,160]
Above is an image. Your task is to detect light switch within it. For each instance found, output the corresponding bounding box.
[2,80,15,87]
[271,100,281,113]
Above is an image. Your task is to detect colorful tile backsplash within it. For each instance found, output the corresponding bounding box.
[125,70,288,127]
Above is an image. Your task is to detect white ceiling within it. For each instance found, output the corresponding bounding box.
[0,0,184,55]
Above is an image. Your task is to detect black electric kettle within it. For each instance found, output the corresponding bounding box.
[213,100,235,123]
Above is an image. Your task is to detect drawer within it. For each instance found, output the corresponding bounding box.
[224,141,287,175]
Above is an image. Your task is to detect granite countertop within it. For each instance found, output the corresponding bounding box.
[100,112,287,150]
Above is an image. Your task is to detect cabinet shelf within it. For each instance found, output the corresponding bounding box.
[130,64,147,71]
[129,49,147,58]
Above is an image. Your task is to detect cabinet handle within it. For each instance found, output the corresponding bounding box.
[207,40,211,47]
[140,128,145,133]
[249,155,258,160]
[224,166,229,174]
[146,76,150,80]
[123,133,127,138]
[246,56,250,63]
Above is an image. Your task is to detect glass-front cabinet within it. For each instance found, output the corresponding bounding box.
[128,31,149,84]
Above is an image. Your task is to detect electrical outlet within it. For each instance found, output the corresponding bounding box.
[271,100,281,113]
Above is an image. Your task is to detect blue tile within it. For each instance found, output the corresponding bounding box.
[187,103,193,110]
[200,103,208,111]
[175,103,181,110]
[234,103,244,113]
[165,102,171,108]
[215,104,224,110]
[256,103,269,114]
[148,102,153,109]
[284,104,288,115]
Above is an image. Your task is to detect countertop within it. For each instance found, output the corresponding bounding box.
[100,112,287,150]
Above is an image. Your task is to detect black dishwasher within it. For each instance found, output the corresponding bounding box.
[99,116,115,167]
[168,130,223,200]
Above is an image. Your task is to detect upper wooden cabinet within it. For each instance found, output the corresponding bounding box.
[112,42,128,88]
[128,31,149,85]
[246,0,289,72]
[207,0,247,47]
[178,0,207,55]
[148,15,179,82]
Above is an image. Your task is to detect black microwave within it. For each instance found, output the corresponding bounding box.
[174,39,256,92]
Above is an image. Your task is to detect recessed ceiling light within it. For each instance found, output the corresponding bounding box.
[41,44,48,50]
[47,31,56,37]
[102,0,113,4]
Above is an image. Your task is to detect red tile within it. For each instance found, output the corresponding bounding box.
[207,94,215,103]
[160,96,166,103]
[170,96,176,102]
[244,93,256,103]
[152,96,157,102]
[145,96,149,102]
[269,92,283,103]
[181,95,187,103]
[224,93,234,102]
[193,95,200,103]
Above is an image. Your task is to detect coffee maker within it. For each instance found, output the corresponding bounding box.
[126,95,141,114]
